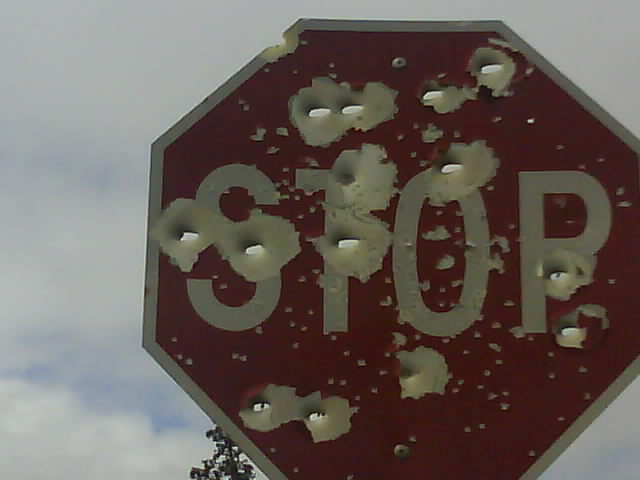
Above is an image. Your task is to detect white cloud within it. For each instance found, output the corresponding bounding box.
[0,376,211,479]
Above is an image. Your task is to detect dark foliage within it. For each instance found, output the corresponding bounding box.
[189,426,256,480]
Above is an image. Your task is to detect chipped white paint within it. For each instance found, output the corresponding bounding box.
[436,254,455,270]
[300,393,359,443]
[392,332,408,347]
[421,123,444,143]
[396,347,451,399]
[179,231,199,242]
[250,127,267,141]
[422,225,451,241]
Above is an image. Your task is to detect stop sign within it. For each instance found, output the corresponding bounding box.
[143,19,640,480]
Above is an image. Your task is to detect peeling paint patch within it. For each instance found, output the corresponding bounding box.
[327,144,397,211]
[468,47,516,96]
[289,78,398,147]
[421,123,444,143]
[239,385,299,432]
[392,332,408,347]
[420,80,476,114]
[510,326,526,338]
[260,23,302,62]
[538,250,594,300]
[396,347,451,399]
[150,198,221,272]
[311,206,392,282]
[487,252,505,273]
[424,141,500,206]
[299,393,359,443]
[492,235,511,253]
[214,209,301,282]
[436,254,455,270]
[422,225,451,241]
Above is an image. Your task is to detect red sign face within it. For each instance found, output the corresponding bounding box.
[144,20,640,480]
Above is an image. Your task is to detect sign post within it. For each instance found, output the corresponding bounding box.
[144,19,640,479]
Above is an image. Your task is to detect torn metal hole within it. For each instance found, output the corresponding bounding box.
[307,411,327,422]
[548,271,569,282]
[440,163,463,175]
[179,231,199,242]
[422,90,444,102]
[419,80,476,114]
[337,238,360,249]
[394,444,411,459]
[392,57,407,69]
[341,104,364,115]
[244,244,265,256]
[252,401,271,412]
[468,47,516,97]
[239,385,299,432]
[539,250,593,300]
[308,107,331,118]
[480,63,504,75]
[553,304,608,349]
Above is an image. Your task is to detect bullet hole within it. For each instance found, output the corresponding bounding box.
[244,244,265,255]
[252,401,271,412]
[422,90,444,102]
[394,444,411,459]
[308,107,331,118]
[341,105,365,115]
[392,57,407,69]
[440,163,463,174]
[480,64,504,74]
[179,231,199,242]
[307,411,327,422]
[337,238,360,249]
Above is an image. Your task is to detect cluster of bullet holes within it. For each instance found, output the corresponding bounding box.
[239,385,358,443]
[289,46,520,149]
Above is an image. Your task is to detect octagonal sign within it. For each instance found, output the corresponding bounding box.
[144,19,640,480]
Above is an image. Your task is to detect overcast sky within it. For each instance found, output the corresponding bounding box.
[1,0,639,479]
